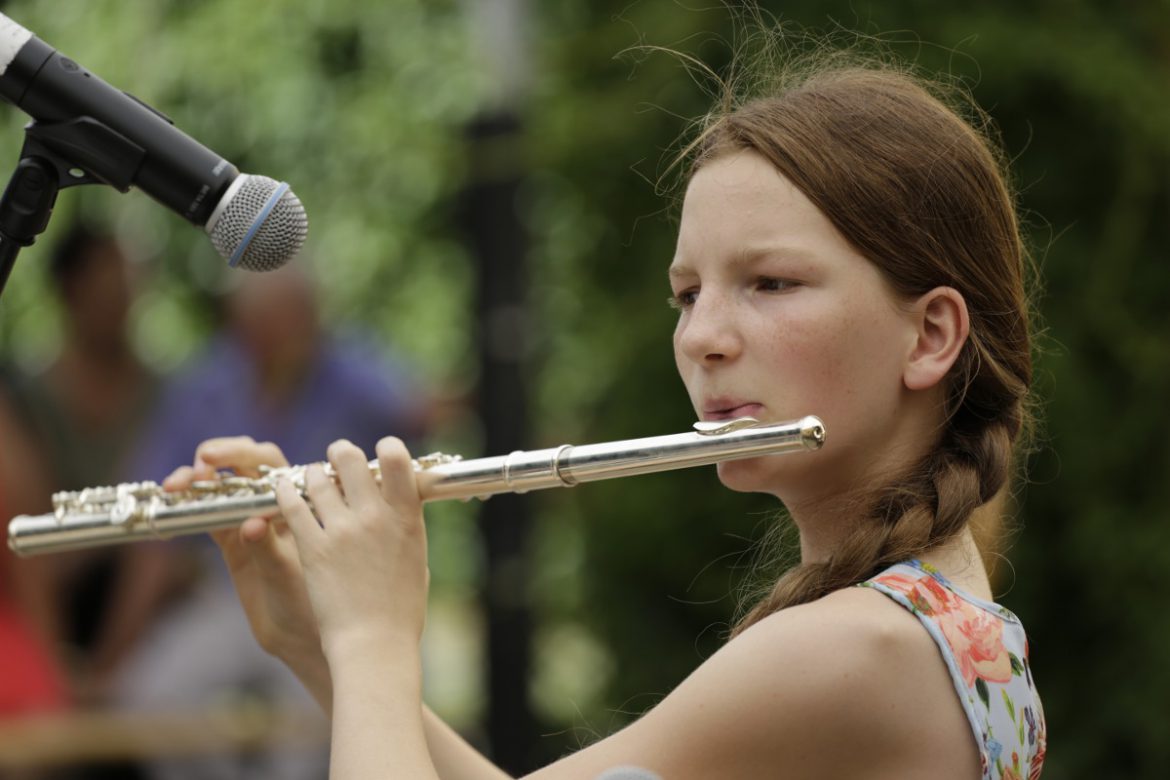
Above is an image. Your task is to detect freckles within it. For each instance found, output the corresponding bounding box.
[765,313,851,387]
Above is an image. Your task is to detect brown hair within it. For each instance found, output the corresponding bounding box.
[683,62,1036,634]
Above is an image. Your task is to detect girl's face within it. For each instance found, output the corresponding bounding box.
[671,151,929,501]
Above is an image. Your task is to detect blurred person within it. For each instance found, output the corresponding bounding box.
[112,261,429,780]
[130,262,427,471]
[0,385,69,780]
[0,375,68,719]
[0,222,174,708]
[168,46,1046,780]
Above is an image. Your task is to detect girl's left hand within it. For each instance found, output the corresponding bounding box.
[275,436,430,662]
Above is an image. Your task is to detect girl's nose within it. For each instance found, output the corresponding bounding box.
[675,295,743,365]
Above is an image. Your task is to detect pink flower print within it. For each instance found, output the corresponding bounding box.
[871,572,935,612]
[872,572,1012,687]
[934,591,1012,687]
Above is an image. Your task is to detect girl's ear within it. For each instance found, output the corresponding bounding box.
[903,286,970,391]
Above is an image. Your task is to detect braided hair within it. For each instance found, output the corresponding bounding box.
[684,65,1035,632]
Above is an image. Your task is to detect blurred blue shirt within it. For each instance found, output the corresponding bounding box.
[129,333,426,483]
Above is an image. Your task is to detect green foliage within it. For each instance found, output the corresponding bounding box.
[0,0,483,382]
[525,1,1170,776]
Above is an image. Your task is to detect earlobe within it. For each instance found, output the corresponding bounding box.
[904,287,970,391]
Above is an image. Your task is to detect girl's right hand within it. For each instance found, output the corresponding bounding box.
[162,436,332,711]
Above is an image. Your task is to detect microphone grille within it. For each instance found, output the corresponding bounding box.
[594,768,662,780]
[207,174,308,272]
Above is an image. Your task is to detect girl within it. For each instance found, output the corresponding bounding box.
[167,57,1046,779]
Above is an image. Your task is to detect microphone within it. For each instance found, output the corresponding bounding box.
[0,13,306,271]
[594,768,663,780]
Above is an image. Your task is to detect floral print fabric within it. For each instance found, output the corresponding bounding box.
[861,560,1046,779]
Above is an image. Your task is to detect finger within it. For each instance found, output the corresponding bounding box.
[195,436,253,469]
[303,462,351,524]
[190,457,218,481]
[196,437,289,478]
[209,516,287,553]
[327,440,380,510]
[210,525,251,573]
[162,465,197,492]
[376,437,422,513]
[210,527,235,549]
[211,517,302,588]
[239,515,271,544]
[209,517,270,548]
[242,515,303,579]
[276,478,323,551]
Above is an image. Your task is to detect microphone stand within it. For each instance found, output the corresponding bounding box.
[0,156,59,298]
[0,117,141,300]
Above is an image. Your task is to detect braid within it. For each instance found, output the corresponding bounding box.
[685,63,1036,637]
[732,412,1021,637]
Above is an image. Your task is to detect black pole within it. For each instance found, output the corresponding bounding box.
[459,111,536,774]
[0,237,21,296]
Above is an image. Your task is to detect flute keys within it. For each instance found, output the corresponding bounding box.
[692,417,762,435]
[415,452,463,470]
[111,492,138,526]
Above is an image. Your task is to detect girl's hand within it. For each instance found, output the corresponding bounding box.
[162,437,331,708]
[276,437,430,663]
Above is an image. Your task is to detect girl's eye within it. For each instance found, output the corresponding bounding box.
[667,289,698,311]
[757,276,797,293]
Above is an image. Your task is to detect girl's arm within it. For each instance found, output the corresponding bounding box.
[173,437,511,780]
[424,708,514,780]
[196,436,954,779]
[286,437,939,778]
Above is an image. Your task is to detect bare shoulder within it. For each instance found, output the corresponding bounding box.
[528,586,979,780]
[694,587,953,747]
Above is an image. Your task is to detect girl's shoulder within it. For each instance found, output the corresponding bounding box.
[720,586,981,775]
[641,588,974,777]
[856,561,1047,780]
[745,584,971,701]
[532,585,979,780]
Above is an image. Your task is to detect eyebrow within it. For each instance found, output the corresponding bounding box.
[668,245,817,279]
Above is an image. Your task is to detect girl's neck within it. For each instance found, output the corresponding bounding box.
[788,493,994,602]
[917,522,993,601]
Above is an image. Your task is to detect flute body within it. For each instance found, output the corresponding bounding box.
[7,416,824,556]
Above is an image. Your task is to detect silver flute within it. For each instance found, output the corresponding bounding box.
[7,415,824,556]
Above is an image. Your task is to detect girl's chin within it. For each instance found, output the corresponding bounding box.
[714,458,787,495]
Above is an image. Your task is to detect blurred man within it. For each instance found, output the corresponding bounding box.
[115,261,429,780]
[0,222,173,704]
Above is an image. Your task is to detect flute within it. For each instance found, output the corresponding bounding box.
[7,415,824,556]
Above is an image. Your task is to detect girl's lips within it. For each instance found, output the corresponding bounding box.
[702,402,764,421]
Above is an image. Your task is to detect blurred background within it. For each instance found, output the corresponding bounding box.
[0,1,1166,778]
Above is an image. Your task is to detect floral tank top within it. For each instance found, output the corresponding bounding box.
[860,560,1047,780]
